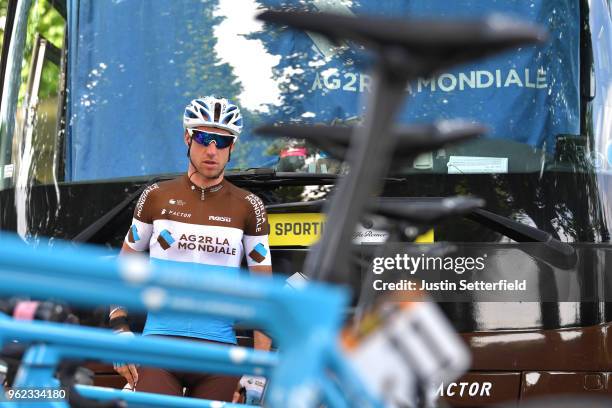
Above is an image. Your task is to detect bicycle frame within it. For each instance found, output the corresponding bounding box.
[0,233,380,408]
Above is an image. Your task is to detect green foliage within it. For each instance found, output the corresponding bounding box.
[0,0,9,52]
[19,0,65,103]
[180,1,242,103]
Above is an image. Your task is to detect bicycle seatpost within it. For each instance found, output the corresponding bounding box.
[258,10,547,284]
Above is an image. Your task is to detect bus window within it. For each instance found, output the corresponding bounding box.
[0,0,65,191]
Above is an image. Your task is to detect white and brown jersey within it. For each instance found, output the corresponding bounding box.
[125,175,271,268]
[124,175,270,342]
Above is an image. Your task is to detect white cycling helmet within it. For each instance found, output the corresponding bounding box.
[183,96,243,136]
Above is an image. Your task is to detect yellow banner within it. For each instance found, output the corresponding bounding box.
[415,229,434,243]
[268,213,433,246]
[269,213,325,246]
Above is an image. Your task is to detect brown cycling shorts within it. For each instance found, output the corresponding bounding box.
[134,335,240,401]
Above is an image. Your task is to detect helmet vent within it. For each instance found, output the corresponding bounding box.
[183,97,242,135]
[214,103,221,122]
[198,106,210,121]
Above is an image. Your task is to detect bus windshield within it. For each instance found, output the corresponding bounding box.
[1,0,607,185]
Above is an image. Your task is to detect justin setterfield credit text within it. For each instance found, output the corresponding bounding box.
[373,279,527,292]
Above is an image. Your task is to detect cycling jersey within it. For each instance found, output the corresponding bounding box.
[124,175,271,343]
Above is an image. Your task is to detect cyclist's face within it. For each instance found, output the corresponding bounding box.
[185,126,235,179]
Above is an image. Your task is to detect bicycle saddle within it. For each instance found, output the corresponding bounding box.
[257,10,547,78]
[256,121,486,161]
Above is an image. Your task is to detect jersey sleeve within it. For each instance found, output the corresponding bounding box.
[242,193,272,267]
[124,183,159,252]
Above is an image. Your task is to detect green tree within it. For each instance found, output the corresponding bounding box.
[176,0,272,170]
[0,0,8,54]
[19,0,65,102]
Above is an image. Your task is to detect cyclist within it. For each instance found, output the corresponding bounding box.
[110,96,272,402]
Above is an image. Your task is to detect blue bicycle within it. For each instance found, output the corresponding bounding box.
[0,8,550,408]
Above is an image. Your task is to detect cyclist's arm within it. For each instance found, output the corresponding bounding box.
[111,185,158,330]
[249,265,272,351]
[110,246,139,387]
[249,265,272,276]
[108,244,141,331]
[242,193,273,352]
[121,242,139,254]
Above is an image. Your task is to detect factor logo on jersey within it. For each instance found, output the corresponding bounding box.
[157,229,175,250]
[128,225,140,243]
[161,208,192,218]
[248,243,267,263]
